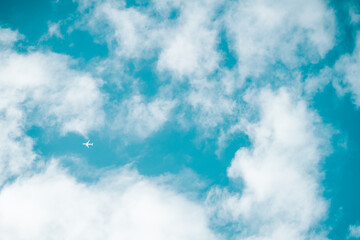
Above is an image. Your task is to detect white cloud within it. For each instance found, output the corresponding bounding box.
[0,3,344,240]
[92,2,158,59]
[0,51,105,136]
[156,0,220,78]
[225,0,335,80]
[349,225,360,238]
[78,0,335,82]
[47,22,63,39]
[207,87,331,239]
[79,0,223,137]
[304,66,333,96]
[335,32,360,106]
[0,27,23,47]
[0,37,105,183]
[187,77,235,128]
[75,0,337,139]
[306,31,360,107]
[81,0,221,79]
[114,95,176,138]
[0,106,36,184]
[350,7,360,24]
[0,161,217,240]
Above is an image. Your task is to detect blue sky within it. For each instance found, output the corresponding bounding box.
[0,0,360,239]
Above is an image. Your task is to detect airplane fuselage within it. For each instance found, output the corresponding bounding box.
[83,141,93,148]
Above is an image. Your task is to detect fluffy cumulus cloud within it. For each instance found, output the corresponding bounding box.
[225,0,335,79]
[77,0,229,135]
[0,27,23,47]
[207,88,331,239]
[156,0,220,78]
[0,99,35,184]
[0,162,217,240]
[0,27,214,240]
[82,0,335,81]
[0,41,105,136]
[75,0,337,138]
[91,2,157,59]
[0,27,104,183]
[0,0,349,238]
[82,0,220,78]
[0,53,105,136]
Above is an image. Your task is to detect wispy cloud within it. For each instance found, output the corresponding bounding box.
[335,31,360,106]
[349,225,360,238]
[113,94,176,139]
[207,87,331,239]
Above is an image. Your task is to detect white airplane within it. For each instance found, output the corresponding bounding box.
[82,140,93,148]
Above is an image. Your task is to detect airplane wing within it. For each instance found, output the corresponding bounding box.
[83,140,91,148]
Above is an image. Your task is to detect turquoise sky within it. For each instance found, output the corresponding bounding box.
[0,0,360,239]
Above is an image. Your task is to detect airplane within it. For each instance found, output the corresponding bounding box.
[82,140,93,148]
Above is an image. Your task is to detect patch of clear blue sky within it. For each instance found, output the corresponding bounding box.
[312,85,360,240]
[3,0,360,238]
